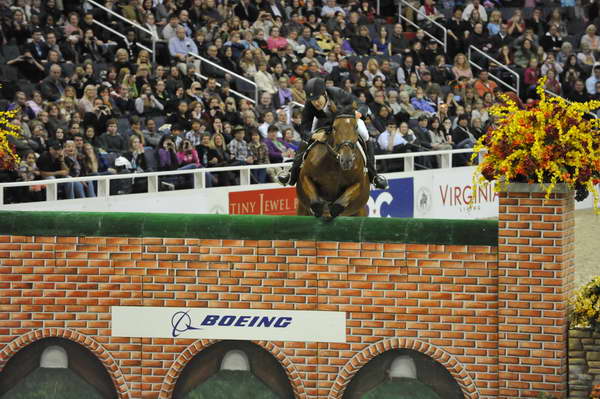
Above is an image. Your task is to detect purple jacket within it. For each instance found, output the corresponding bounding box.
[264,138,284,163]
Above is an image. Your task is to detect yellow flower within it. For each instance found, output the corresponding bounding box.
[570,276,600,328]
[0,110,21,170]
[472,77,600,212]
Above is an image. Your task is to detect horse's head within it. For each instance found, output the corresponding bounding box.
[330,115,359,171]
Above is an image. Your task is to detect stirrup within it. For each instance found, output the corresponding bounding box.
[373,175,389,190]
[277,170,291,186]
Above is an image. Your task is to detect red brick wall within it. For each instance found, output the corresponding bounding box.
[497,188,575,398]
[0,191,575,399]
[0,237,497,398]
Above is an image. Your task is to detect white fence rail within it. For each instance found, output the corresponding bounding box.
[397,0,447,52]
[188,52,258,104]
[0,149,477,205]
[88,0,157,63]
[468,45,520,94]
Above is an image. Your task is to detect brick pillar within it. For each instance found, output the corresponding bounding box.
[497,184,575,398]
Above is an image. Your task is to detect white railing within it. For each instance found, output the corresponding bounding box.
[193,72,255,104]
[544,89,599,118]
[188,52,258,104]
[468,45,520,94]
[397,0,447,52]
[0,149,478,205]
[92,19,153,55]
[87,0,157,63]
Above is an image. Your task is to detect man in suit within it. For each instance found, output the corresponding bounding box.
[234,0,259,23]
[26,29,50,61]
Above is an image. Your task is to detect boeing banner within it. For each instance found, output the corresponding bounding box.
[111,306,347,343]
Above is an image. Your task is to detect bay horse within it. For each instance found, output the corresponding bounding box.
[296,114,370,220]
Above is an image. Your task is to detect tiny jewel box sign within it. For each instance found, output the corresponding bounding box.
[111,306,347,343]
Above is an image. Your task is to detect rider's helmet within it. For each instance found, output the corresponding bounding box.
[305,77,327,102]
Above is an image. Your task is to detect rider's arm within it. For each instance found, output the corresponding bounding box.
[300,103,316,141]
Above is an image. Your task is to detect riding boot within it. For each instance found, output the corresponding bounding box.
[277,140,309,186]
[365,140,389,190]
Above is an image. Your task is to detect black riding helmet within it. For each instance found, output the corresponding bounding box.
[305,77,327,102]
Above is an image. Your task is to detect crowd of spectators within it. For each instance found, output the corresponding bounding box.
[0,0,598,202]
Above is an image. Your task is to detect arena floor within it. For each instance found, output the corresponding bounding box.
[575,209,600,289]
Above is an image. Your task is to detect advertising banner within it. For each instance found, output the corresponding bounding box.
[413,167,498,219]
[111,306,346,343]
[229,187,298,215]
[367,178,414,218]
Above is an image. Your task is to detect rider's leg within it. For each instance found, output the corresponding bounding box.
[356,118,388,189]
[363,138,389,190]
[277,140,309,186]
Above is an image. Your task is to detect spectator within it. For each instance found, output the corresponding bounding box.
[7,51,46,83]
[452,113,476,164]
[177,139,201,168]
[64,139,96,197]
[350,25,372,56]
[209,132,236,186]
[581,24,600,52]
[541,24,564,53]
[169,26,199,74]
[411,87,436,115]
[474,70,498,98]
[96,119,128,155]
[78,85,98,115]
[135,84,165,116]
[228,126,255,166]
[462,0,487,22]
[36,141,76,200]
[378,117,408,153]
[143,119,163,149]
[18,151,44,202]
[390,24,410,56]
[586,65,600,95]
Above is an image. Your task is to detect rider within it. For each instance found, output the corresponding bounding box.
[277,77,389,190]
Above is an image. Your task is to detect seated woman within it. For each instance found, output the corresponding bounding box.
[281,128,300,152]
[209,132,236,186]
[17,151,45,202]
[124,135,149,173]
[248,130,270,184]
[64,140,96,198]
[134,84,165,118]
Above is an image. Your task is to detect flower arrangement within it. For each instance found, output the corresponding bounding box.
[570,276,600,328]
[0,110,20,170]
[472,78,600,207]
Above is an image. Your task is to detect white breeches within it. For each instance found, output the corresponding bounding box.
[357,118,369,141]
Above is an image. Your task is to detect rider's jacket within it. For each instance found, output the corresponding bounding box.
[299,87,385,141]
[299,87,355,141]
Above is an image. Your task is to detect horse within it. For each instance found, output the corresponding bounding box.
[296,114,371,220]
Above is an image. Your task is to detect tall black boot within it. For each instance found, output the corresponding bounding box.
[365,140,389,190]
[277,140,309,186]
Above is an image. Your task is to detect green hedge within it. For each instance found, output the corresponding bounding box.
[0,211,498,246]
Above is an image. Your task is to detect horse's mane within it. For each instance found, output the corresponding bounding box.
[332,96,357,117]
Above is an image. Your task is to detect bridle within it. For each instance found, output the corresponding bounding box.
[326,114,359,159]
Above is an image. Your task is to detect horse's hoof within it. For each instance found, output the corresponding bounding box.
[310,202,325,218]
[330,203,345,218]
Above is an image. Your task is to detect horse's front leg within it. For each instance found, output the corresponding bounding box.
[299,174,326,217]
[330,181,364,218]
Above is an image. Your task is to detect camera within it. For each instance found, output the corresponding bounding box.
[22,55,32,60]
